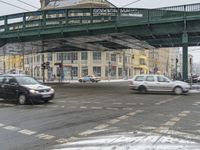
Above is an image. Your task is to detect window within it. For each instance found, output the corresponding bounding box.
[111,54,116,62]
[47,53,53,61]
[118,68,122,76]
[93,51,101,60]
[37,55,40,62]
[146,76,155,82]
[135,76,144,81]
[157,76,168,82]
[57,53,62,61]
[72,67,78,77]
[93,66,101,76]
[81,52,88,60]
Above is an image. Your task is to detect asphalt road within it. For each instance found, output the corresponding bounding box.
[0,81,200,150]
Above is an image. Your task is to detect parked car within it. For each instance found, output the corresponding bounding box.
[78,75,101,83]
[128,74,190,95]
[0,74,55,104]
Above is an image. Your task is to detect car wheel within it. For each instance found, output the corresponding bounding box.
[138,86,147,94]
[18,94,27,105]
[174,87,183,95]
[79,79,82,83]
[91,79,95,82]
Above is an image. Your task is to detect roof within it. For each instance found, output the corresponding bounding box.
[43,0,116,9]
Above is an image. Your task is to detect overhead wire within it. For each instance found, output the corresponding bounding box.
[17,0,39,9]
[0,0,29,11]
[121,0,142,8]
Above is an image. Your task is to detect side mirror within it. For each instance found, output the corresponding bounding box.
[10,82,18,86]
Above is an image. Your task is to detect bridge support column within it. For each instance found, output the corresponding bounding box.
[182,32,188,81]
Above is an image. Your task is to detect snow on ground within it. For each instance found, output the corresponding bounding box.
[54,131,200,150]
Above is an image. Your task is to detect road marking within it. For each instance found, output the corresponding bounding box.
[36,134,55,140]
[91,107,103,110]
[3,126,20,131]
[80,106,87,109]
[163,121,176,126]
[113,103,122,105]
[18,129,37,135]
[170,117,180,122]
[155,96,182,105]
[94,124,109,130]
[93,102,101,104]
[56,138,69,144]
[117,115,129,120]
[122,108,133,110]
[81,101,90,104]
[107,119,120,124]
[106,107,119,110]
[125,103,136,105]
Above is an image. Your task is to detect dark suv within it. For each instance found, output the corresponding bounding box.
[0,74,54,104]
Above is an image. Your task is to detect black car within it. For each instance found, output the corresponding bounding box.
[0,74,55,104]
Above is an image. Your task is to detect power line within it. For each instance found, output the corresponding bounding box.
[121,0,142,8]
[17,0,39,9]
[0,0,29,11]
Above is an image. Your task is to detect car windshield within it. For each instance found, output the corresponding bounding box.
[15,76,39,85]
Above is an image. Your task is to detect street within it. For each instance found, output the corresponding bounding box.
[0,81,200,150]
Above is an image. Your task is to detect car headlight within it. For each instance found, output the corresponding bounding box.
[50,88,55,93]
[29,89,39,94]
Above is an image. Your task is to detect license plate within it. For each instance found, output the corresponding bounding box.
[42,94,51,98]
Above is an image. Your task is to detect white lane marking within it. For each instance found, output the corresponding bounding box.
[139,103,144,105]
[125,103,136,105]
[178,113,187,117]
[93,102,101,104]
[50,105,59,108]
[135,110,144,113]
[91,107,103,110]
[56,138,69,144]
[94,124,109,130]
[81,101,90,104]
[122,108,133,110]
[117,115,129,120]
[167,130,200,141]
[80,106,87,109]
[61,106,65,108]
[127,112,136,116]
[182,111,191,114]
[170,117,181,122]
[3,126,20,131]
[163,121,176,126]
[68,106,77,109]
[36,134,55,140]
[107,119,120,124]
[18,129,37,135]
[78,129,106,136]
[106,107,119,110]
[155,96,182,105]
[0,123,5,127]
[113,103,122,105]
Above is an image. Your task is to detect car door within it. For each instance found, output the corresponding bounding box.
[0,76,5,98]
[145,76,157,91]
[156,76,173,91]
[2,77,19,100]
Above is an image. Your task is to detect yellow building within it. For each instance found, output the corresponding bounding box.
[132,50,149,75]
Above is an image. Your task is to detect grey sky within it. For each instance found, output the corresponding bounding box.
[0,0,200,62]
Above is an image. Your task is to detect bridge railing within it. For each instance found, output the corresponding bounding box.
[0,4,200,34]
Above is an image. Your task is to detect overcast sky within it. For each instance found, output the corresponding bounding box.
[0,0,200,62]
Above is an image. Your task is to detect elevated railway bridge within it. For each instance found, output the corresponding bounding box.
[1,3,200,80]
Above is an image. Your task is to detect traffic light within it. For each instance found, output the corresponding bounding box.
[46,61,50,69]
[176,58,178,63]
[41,63,46,70]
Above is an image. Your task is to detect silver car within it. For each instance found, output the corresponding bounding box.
[128,74,190,95]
